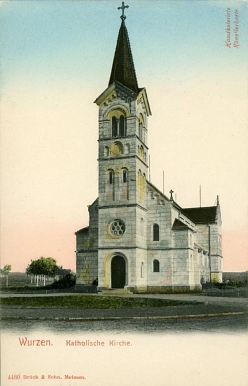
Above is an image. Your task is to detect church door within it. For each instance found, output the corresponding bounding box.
[111,255,126,288]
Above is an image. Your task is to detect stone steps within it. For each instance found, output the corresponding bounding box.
[100,288,133,296]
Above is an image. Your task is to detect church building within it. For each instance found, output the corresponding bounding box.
[75,4,223,292]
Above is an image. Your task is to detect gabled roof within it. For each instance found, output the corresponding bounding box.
[137,87,152,116]
[108,20,138,94]
[94,81,136,106]
[172,219,191,231]
[94,81,151,116]
[181,207,217,224]
[75,226,89,235]
[147,181,171,202]
[89,197,98,208]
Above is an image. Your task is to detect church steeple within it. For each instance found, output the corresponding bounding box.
[108,7,139,94]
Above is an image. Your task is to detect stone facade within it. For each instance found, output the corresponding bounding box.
[75,17,223,292]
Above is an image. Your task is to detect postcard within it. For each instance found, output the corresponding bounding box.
[1,1,248,385]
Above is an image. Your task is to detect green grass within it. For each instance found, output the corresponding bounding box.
[0,286,27,292]
[0,295,199,309]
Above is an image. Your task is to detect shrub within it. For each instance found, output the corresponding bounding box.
[92,278,98,286]
[49,273,76,289]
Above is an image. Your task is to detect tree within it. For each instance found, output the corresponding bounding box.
[0,265,12,287]
[26,257,58,286]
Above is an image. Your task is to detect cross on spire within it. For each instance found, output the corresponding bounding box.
[169,190,174,201]
[118,1,129,20]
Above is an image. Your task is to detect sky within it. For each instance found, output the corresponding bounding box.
[1,0,248,273]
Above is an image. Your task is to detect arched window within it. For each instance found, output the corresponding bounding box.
[153,223,159,241]
[111,115,126,138]
[139,122,143,141]
[138,145,144,158]
[141,262,144,278]
[153,259,160,272]
[124,143,130,155]
[140,218,144,235]
[109,171,113,184]
[139,114,145,142]
[104,146,109,157]
[119,115,126,137]
[123,169,127,183]
[112,117,118,137]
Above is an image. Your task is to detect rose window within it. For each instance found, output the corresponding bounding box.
[109,220,125,237]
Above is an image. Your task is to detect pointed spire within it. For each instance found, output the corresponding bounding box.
[217,195,220,206]
[108,17,139,94]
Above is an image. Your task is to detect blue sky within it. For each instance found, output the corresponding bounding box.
[1,0,247,272]
[1,1,247,88]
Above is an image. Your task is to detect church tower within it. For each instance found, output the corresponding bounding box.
[94,4,151,291]
[75,2,222,292]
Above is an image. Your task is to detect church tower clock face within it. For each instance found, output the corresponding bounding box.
[109,142,123,157]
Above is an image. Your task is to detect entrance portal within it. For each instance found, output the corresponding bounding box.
[111,255,126,288]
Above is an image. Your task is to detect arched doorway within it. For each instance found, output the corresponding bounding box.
[111,255,126,288]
